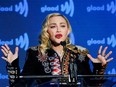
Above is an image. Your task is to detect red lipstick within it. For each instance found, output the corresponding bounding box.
[55,34,62,39]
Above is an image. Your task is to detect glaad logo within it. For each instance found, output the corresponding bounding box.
[87,5,105,12]
[0,73,8,80]
[0,33,29,51]
[106,0,116,15]
[0,0,28,17]
[15,33,29,51]
[87,33,116,48]
[61,0,74,17]
[86,0,116,16]
[15,0,28,17]
[0,39,13,45]
[40,0,74,17]
[87,38,105,46]
[107,34,116,47]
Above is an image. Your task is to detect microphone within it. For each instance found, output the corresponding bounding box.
[60,41,77,84]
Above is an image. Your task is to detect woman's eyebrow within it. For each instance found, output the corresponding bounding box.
[49,22,66,25]
[49,23,56,25]
[60,22,66,24]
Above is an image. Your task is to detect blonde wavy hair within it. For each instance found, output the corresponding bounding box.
[38,13,74,55]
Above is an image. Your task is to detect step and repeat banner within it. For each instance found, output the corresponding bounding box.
[0,0,116,86]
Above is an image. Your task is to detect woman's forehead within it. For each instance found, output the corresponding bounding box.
[48,16,66,23]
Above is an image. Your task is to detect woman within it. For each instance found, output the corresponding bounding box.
[1,13,113,87]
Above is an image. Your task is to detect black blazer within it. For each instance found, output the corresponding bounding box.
[7,45,106,87]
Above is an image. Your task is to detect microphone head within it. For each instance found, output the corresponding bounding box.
[60,41,66,46]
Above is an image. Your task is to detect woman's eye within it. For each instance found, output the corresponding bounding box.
[61,25,66,28]
[50,26,56,28]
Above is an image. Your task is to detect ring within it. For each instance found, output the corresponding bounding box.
[7,49,10,53]
[7,51,9,54]
[5,49,10,58]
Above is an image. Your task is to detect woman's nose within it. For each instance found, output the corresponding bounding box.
[56,26,61,32]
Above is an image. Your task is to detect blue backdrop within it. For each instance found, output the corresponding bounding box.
[0,0,116,86]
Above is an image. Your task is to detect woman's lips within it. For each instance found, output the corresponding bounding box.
[55,34,63,39]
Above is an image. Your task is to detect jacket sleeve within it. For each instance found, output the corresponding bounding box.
[6,58,20,86]
[92,63,107,86]
[6,48,37,87]
[76,45,107,86]
[82,56,107,86]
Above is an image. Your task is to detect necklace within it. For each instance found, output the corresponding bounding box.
[57,50,64,61]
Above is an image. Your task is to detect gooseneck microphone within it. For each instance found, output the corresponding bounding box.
[69,57,77,84]
[60,41,78,85]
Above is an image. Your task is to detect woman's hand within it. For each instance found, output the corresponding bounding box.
[87,46,113,66]
[1,44,19,64]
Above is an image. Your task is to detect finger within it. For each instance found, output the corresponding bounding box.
[5,44,11,53]
[102,46,108,56]
[105,51,112,59]
[1,45,9,54]
[15,47,19,54]
[98,46,102,55]
[106,57,113,62]
[87,54,94,62]
[1,56,8,62]
[1,49,8,57]
[5,44,10,50]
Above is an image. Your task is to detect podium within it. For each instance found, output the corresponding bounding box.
[16,74,116,87]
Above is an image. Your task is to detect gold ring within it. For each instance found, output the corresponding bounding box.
[8,49,10,52]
